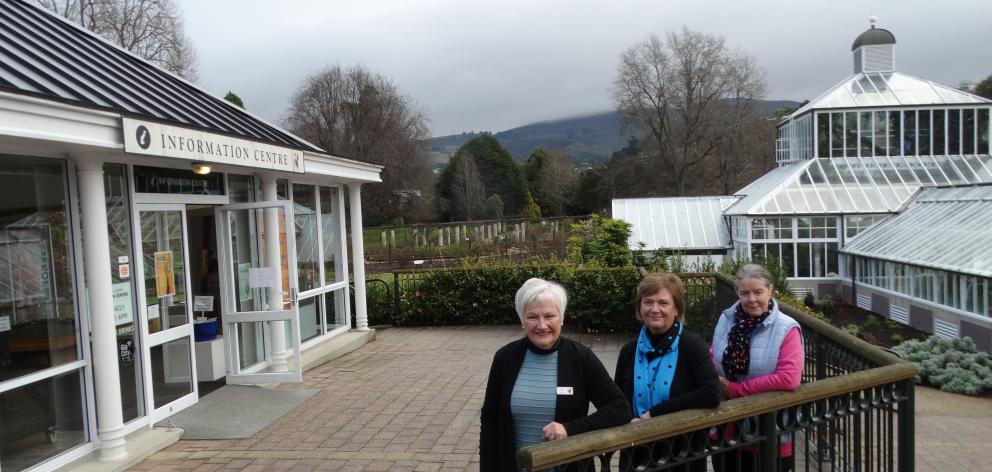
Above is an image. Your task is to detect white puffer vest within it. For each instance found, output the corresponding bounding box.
[712,299,800,381]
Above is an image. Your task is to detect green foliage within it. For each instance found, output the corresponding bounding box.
[892,336,992,395]
[818,296,835,314]
[567,214,632,267]
[844,324,861,338]
[696,254,716,273]
[803,292,816,308]
[889,333,904,345]
[864,314,880,329]
[438,135,530,218]
[521,192,541,218]
[666,251,686,273]
[223,91,244,108]
[975,73,992,100]
[718,253,790,295]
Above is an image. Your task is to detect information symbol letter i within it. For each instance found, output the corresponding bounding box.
[136,125,151,149]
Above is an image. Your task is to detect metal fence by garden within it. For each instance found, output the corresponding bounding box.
[357,268,916,472]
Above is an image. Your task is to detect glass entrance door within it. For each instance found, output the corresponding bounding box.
[134,204,197,422]
[215,201,302,384]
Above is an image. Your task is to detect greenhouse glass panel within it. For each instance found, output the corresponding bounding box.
[919,110,931,155]
[964,109,976,154]
[887,111,901,156]
[846,112,859,157]
[948,109,961,155]
[903,110,916,156]
[978,109,989,155]
[933,109,946,155]
[831,113,844,157]
[798,243,811,277]
[817,113,829,157]
[827,243,839,276]
[860,112,873,157]
[782,243,796,277]
[873,111,887,156]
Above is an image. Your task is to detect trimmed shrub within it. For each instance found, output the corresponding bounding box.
[892,336,992,395]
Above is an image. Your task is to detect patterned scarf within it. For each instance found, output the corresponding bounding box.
[721,300,773,382]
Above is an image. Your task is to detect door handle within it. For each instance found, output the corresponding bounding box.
[289,288,298,304]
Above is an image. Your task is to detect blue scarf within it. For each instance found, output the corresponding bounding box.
[632,323,682,417]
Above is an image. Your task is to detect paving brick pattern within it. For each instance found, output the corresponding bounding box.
[130,326,991,471]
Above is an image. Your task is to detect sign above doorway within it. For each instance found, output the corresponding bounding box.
[123,117,305,174]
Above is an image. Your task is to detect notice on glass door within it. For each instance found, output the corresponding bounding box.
[249,267,277,288]
[154,251,175,297]
[238,263,252,301]
[112,282,133,325]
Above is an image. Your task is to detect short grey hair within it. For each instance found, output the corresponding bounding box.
[735,264,775,290]
[514,278,567,323]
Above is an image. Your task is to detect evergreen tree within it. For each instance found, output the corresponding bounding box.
[224,91,244,108]
[438,135,529,220]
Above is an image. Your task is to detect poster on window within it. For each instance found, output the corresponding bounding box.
[238,262,251,302]
[0,226,56,321]
[154,251,175,297]
[112,282,133,326]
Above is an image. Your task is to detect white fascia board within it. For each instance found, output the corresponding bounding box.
[303,151,383,183]
[0,91,121,149]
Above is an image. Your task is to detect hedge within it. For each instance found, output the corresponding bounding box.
[364,266,724,337]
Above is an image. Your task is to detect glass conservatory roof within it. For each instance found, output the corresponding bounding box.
[789,72,991,119]
[841,185,992,278]
[612,196,738,251]
[724,155,992,216]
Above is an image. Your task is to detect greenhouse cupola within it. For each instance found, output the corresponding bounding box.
[852,16,896,73]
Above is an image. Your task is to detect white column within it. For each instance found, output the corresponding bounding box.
[75,158,126,461]
[348,184,369,331]
[259,174,289,370]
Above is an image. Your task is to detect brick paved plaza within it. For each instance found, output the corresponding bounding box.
[131,326,992,471]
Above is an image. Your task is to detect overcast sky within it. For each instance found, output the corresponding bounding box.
[177,0,988,138]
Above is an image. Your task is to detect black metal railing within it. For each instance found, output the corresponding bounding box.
[515,272,916,472]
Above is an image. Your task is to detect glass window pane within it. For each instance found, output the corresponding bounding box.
[817,113,829,157]
[860,112,873,156]
[0,369,86,471]
[978,109,990,155]
[827,243,839,276]
[831,113,844,157]
[227,174,255,204]
[797,217,812,239]
[323,288,348,330]
[888,111,901,156]
[845,112,858,157]
[320,187,338,285]
[948,109,961,155]
[797,243,811,277]
[781,243,795,278]
[104,164,143,423]
[0,158,79,383]
[140,211,188,333]
[132,166,224,195]
[299,295,321,342]
[873,111,887,156]
[292,184,319,292]
[903,110,916,156]
[150,337,192,408]
[963,109,976,154]
[918,110,931,155]
[933,109,946,155]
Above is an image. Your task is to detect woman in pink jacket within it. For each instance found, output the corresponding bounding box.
[711,264,803,472]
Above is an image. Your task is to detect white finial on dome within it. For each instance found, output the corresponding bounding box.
[869,15,877,28]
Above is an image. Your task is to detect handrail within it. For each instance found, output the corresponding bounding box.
[517,272,918,471]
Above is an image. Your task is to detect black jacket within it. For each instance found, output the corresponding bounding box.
[480,336,630,471]
[614,328,721,418]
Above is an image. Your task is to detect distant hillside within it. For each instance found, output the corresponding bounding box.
[428,99,800,168]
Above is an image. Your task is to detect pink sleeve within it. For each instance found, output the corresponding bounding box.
[727,327,803,399]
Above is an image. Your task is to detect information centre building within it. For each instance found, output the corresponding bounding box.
[0,2,382,470]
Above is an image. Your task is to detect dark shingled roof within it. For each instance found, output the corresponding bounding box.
[851,26,896,51]
[0,0,320,151]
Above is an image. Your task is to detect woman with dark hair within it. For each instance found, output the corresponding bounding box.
[614,272,721,471]
[711,264,804,472]
[480,278,629,471]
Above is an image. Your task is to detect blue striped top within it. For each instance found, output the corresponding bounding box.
[510,349,558,449]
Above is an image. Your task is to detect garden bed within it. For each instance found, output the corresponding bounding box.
[810,298,929,349]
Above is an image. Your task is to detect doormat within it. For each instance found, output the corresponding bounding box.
[155,385,319,439]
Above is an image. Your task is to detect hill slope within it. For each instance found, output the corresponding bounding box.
[428,100,799,167]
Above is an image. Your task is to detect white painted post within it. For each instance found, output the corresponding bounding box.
[348,184,369,331]
[75,158,126,461]
[259,175,289,371]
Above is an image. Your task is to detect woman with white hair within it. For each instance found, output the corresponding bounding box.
[480,278,629,471]
[711,264,803,472]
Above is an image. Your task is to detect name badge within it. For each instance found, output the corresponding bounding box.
[556,387,574,396]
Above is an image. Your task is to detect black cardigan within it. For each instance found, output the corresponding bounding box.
[480,336,630,472]
[614,328,721,418]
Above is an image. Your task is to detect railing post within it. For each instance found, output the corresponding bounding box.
[759,412,778,472]
[393,271,400,322]
[897,378,915,471]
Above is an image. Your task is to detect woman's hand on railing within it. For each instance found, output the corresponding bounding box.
[542,421,568,441]
[718,376,730,399]
[630,411,651,423]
